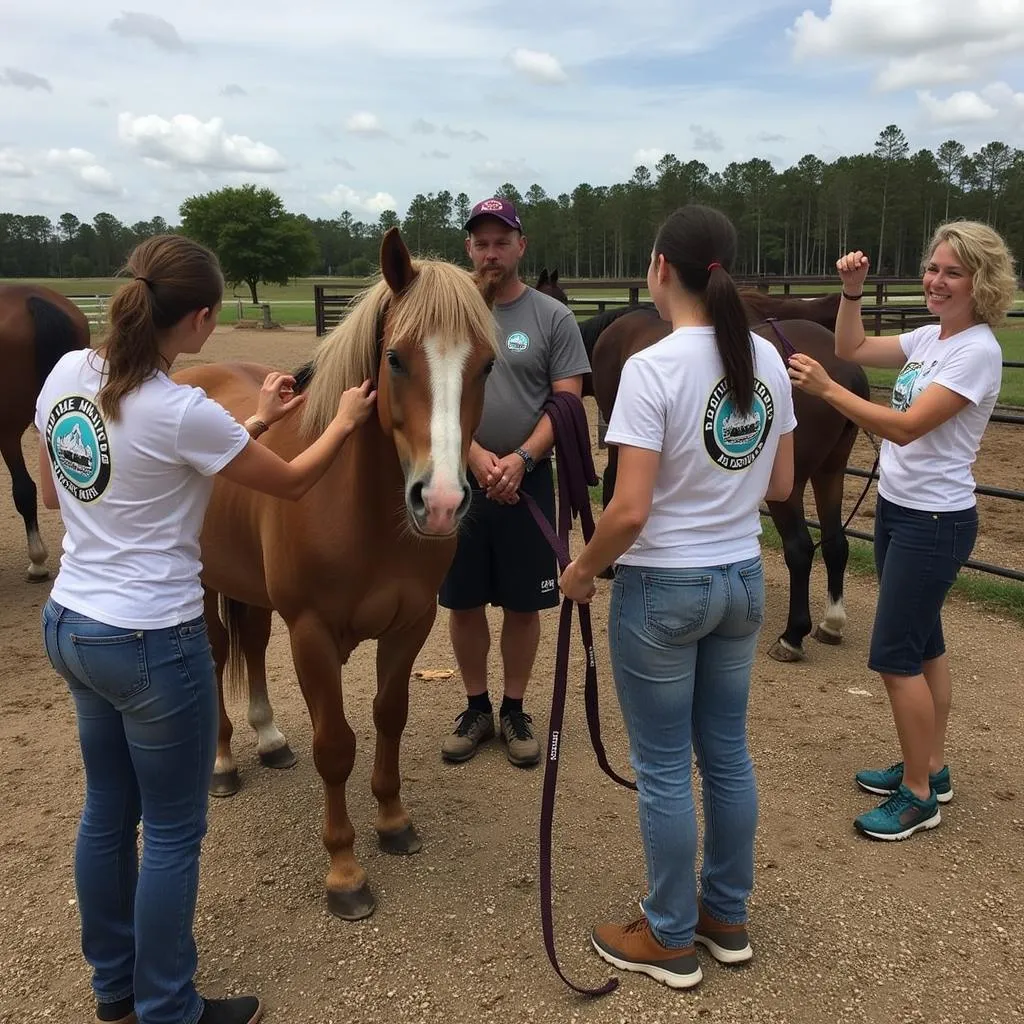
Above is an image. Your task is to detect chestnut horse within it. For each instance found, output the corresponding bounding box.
[590,307,870,662]
[0,285,90,581]
[174,228,499,921]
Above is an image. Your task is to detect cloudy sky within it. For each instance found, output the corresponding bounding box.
[2,1,1023,225]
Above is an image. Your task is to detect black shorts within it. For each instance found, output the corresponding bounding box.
[439,459,559,613]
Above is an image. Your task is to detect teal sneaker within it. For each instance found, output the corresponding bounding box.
[855,761,953,804]
[854,784,941,841]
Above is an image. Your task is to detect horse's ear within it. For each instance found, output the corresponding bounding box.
[380,227,417,295]
[537,267,549,287]
[550,269,558,285]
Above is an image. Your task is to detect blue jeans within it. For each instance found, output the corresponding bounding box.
[608,558,764,948]
[869,496,979,676]
[42,598,218,1024]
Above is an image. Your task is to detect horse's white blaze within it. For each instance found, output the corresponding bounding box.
[423,335,471,517]
[821,596,847,636]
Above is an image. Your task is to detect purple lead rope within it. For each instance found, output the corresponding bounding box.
[519,391,636,998]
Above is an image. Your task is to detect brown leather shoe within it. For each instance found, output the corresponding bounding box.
[694,902,753,964]
[441,708,495,762]
[499,708,541,767]
[591,917,702,989]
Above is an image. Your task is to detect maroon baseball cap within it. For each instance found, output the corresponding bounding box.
[464,197,523,232]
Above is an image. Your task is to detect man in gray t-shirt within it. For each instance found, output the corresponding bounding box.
[439,197,591,769]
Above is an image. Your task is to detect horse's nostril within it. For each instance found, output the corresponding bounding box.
[409,481,426,512]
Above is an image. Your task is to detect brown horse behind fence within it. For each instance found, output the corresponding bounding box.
[532,270,840,399]
[174,228,500,921]
[590,307,870,662]
[0,285,91,581]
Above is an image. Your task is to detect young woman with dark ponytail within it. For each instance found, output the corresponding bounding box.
[34,234,375,1024]
[559,205,795,990]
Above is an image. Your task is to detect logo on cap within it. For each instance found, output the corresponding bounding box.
[480,199,504,212]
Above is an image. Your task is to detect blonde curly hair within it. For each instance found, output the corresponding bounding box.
[923,220,1019,326]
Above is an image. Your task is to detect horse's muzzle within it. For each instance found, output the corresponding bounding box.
[406,478,471,536]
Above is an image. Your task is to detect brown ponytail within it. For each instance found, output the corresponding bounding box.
[653,205,754,414]
[98,234,224,420]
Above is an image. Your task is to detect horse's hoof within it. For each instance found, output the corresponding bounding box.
[378,824,423,856]
[327,882,376,921]
[209,769,241,798]
[25,569,49,584]
[813,626,843,646]
[768,639,805,663]
[259,744,298,770]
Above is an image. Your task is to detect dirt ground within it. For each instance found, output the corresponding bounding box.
[1,326,1022,1024]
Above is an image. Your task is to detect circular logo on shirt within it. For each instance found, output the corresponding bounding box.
[506,330,530,353]
[46,396,111,502]
[703,377,774,471]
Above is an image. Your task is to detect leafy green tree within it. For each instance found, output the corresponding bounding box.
[179,184,318,303]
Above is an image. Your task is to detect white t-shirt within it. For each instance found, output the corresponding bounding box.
[605,327,797,568]
[878,323,1002,512]
[34,349,251,629]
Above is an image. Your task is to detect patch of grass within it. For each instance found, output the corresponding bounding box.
[757,517,1024,623]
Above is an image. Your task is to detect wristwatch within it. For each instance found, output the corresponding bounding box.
[514,446,536,473]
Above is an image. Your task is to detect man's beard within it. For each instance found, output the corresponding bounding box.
[481,263,517,288]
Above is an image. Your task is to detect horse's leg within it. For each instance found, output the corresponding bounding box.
[766,483,814,663]
[1,433,48,582]
[809,426,859,646]
[239,606,297,771]
[206,588,241,798]
[288,614,371,921]
[371,607,434,856]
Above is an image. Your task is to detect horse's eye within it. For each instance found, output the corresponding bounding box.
[386,350,403,373]
[483,358,495,377]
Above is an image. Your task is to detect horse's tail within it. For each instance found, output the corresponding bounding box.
[218,595,250,703]
[26,295,90,389]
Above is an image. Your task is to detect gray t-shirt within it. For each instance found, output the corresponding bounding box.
[474,287,591,457]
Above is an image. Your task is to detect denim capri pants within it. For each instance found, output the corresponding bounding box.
[868,495,978,676]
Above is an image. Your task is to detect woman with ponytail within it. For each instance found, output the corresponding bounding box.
[559,205,795,990]
[34,235,375,1024]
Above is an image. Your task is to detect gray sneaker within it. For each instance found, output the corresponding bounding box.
[499,708,541,767]
[441,708,495,762]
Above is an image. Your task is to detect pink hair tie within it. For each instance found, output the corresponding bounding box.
[707,261,722,272]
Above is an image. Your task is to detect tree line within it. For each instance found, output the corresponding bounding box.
[1,126,1022,301]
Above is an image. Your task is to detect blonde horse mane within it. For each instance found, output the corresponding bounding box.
[301,259,499,438]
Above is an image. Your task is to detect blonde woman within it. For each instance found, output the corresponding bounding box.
[787,220,1016,841]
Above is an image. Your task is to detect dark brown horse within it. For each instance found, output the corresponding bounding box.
[590,306,870,663]
[174,228,500,921]
[533,273,841,402]
[0,285,91,580]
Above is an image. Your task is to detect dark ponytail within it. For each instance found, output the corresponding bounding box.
[98,234,224,420]
[653,205,754,413]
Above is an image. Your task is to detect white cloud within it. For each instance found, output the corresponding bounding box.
[0,149,33,177]
[79,165,120,195]
[789,0,1024,92]
[633,148,665,166]
[109,12,190,53]
[917,90,998,126]
[918,81,1024,126]
[117,113,287,172]
[345,112,387,137]
[321,184,396,215]
[509,48,568,85]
